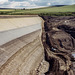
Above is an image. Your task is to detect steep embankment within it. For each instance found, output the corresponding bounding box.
[0,16,49,75]
[0,30,49,75]
[1,15,75,75]
[0,16,42,45]
[41,16,75,75]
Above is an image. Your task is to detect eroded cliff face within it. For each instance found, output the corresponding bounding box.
[41,16,75,75]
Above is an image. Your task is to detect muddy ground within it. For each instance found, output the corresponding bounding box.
[41,16,75,75]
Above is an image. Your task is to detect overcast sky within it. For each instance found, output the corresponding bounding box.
[0,0,75,9]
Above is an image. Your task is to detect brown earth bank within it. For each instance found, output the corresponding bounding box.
[41,16,75,75]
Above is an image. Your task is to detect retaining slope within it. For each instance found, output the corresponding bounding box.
[0,16,49,75]
[0,30,49,75]
[0,16,42,46]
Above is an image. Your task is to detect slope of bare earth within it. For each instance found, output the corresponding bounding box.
[0,29,49,75]
[41,16,75,75]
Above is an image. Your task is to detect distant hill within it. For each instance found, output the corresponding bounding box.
[0,8,15,9]
[0,4,75,16]
[0,8,10,9]
[52,5,66,7]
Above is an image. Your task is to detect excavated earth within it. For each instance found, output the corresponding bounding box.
[41,16,75,75]
[0,16,75,75]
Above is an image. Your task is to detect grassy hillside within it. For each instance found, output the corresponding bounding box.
[0,5,75,16]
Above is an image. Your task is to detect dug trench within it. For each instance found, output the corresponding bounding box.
[41,16,75,75]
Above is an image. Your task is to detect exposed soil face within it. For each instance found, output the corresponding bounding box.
[41,16,75,75]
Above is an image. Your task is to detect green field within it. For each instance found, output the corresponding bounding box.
[0,5,75,16]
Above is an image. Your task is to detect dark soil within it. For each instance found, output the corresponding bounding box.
[41,16,75,75]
